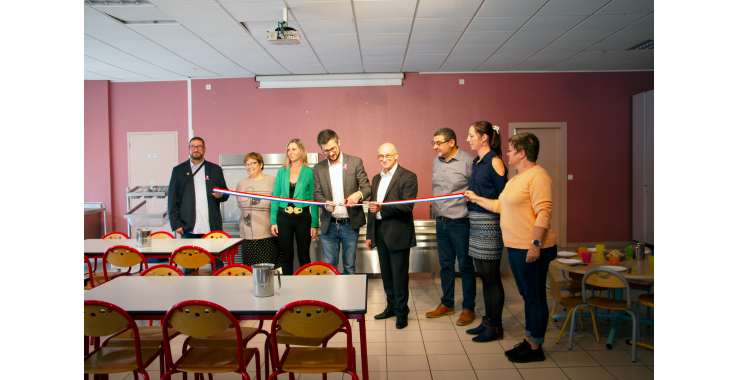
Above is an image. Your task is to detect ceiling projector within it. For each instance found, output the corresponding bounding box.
[267,8,301,45]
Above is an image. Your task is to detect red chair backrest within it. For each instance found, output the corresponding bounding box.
[102,232,130,240]
[140,264,184,277]
[294,262,341,276]
[103,245,148,281]
[169,246,216,272]
[202,231,231,239]
[214,264,253,276]
[151,231,175,239]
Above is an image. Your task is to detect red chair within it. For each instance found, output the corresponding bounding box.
[170,245,216,276]
[151,231,175,239]
[214,264,253,276]
[294,262,340,276]
[203,230,238,265]
[141,264,185,277]
[268,300,358,380]
[103,245,148,282]
[161,300,261,380]
[84,300,164,380]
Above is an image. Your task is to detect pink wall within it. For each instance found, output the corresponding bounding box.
[84,80,112,234]
[108,81,189,232]
[86,71,653,243]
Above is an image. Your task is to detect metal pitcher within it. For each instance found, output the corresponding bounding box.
[253,263,281,297]
[136,228,151,248]
[633,242,646,260]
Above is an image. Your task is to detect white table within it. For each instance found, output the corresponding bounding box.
[84,275,370,379]
[84,238,244,260]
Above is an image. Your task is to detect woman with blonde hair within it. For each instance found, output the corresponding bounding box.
[270,139,319,275]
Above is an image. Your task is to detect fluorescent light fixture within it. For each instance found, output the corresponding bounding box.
[627,40,654,51]
[255,73,404,89]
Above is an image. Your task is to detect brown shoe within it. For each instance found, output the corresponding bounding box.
[426,304,455,318]
[456,309,476,326]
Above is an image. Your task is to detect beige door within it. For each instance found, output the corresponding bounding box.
[128,132,179,187]
[508,123,568,246]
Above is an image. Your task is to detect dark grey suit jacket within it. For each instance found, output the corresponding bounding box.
[313,153,372,233]
[366,164,418,251]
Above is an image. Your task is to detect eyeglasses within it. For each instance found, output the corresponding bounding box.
[245,162,260,167]
[378,154,395,161]
[322,146,338,156]
[431,139,451,147]
[189,145,205,150]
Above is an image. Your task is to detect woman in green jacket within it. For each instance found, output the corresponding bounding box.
[270,138,319,275]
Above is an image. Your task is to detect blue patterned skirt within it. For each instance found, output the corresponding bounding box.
[469,211,504,260]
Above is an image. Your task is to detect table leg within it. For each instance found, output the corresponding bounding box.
[358,314,368,380]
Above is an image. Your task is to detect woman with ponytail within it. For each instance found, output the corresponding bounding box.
[463,121,508,342]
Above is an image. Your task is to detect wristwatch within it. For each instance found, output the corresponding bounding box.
[531,239,541,247]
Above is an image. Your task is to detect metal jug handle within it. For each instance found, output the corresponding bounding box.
[274,270,281,290]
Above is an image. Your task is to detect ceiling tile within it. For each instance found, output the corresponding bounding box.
[546,60,592,70]
[92,5,174,21]
[85,6,122,26]
[467,17,528,32]
[250,66,291,75]
[86,52,149,64]
[150,0,220,5]
[85,71,121,80]
[354,0,418,19]
[363,55,404,64]
[309,34,359,46]
[155,4,234,23]
[487,52,531,62]
[596,0,654,15]
[182,22,248,38]
[557,29,614,42]
[360,33,410,45]
[299,19,356,34]
[445,54,489,63]
[357,19,413,34]
[477,0,547,17]
[281,64,327,74]
[362,45,407,55]
[575,14,643,30]
[511,61,554,70]
[323,63,364,73]
[402,63,442,72]
[85,39,123,53]
[416,0,483,18]
[508,30,561,43]
[289,1,354,21]
[520,15,586,31]
[570,50,619,61]
[409,32,462,45]
[618,50,654,59]
[318,55,362,64]
[459,31,514,44]
[85,24,148,40]
[220,49,274,62]
[313,45,361,56]
[407,44,454,55]
[621,59,653,70]
[156,38,215,52]
[404,54,447,63]
[413,18,471,33]
[203,36,263,51]
[364,63,402,72]
[265,46,318,58]
[105,39,178,54]
[496,42,547,53]
[529,50,576,61]
[126,24,197,39]
[452,43,501,55]
[476,61,518,71]
[585,40,643,52]
[220,2,285,22]
[603,28,653,42]
[537,0,611,17]
[439,62,480,71]
[541,41,594,52]
[627,14,653,29]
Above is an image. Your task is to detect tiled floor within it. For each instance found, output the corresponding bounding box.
[90,269,654,380]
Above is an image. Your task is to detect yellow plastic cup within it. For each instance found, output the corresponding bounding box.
[595,244,605,255]
[648,255,654,266]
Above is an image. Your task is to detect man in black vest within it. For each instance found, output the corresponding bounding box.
[167,137,229,272]
[365,143,418,329]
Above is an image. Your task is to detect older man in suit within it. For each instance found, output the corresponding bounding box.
[365,143,418,329]
[313,129,372,275]
[167,136,229,272]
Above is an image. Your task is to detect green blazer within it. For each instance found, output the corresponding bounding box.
[270,165,319,228]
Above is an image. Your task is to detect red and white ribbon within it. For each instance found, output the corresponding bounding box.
[213,187,465,206]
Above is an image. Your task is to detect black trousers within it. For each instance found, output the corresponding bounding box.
[375,220,410,318]
[276,208,312,275]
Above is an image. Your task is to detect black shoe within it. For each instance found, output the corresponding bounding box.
[466,316,489,335]
[507,342,546,363]
[472,325,503,342]
[374,309,395,320]
[504,339,529,357]
[396,317,408,329]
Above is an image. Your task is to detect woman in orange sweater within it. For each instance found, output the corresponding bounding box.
[465,132,557,363]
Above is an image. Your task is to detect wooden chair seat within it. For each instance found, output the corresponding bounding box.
[84,347,161,374]
[588,297,629,310]
[176,347,257,373]
[188,326,259,348]
[107,326,176,348]
[282,347,349,373]
[629,281,653,291]
[558,280,582,294]
[558,296,584,309]
[85,273,107,289]
[276,330,327,347]
[638,294,654,308]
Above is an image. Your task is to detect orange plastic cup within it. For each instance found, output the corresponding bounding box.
[578,247,588,259]
[609,255,620,266]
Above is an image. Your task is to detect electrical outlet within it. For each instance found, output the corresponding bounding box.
[459,79,465,85]
[206,84,211,90]
[568,175,573,180]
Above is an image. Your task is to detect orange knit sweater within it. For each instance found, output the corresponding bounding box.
[493,165,557,249]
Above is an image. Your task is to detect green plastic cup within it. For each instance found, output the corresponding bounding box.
[625,245,633,257]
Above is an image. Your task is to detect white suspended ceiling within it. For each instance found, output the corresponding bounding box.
[83,0,654,81]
